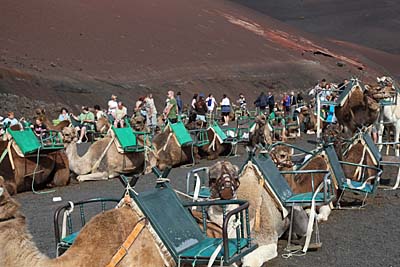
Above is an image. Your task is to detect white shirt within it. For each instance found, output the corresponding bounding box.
[206,96,217,111]
[108,100,118,114]
[221,97,230,106]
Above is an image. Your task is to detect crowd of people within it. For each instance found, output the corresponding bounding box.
[1,80,348,143]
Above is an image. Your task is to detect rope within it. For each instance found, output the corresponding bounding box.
[91,136,115,173]
[31,146,55,194]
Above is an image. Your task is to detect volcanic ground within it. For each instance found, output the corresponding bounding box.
[1,0,400,119]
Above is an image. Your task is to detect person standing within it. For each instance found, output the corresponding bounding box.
[206,93,217,120]
[267,92,275,114]
[107,95,118,117]
[191,93,198,111]
[289,91,297,118]
[221,94,231,126]
[176,91,183,115]
[145,94,157,128]
[283,93,290,116]
[195,94,208,122]
[164,90,178,123]
[237,93,247,115]
[254,92,268,113]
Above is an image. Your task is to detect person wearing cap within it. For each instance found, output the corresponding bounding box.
[71,106,95,144]
[108,94,118,117]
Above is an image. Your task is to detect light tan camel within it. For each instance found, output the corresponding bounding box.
[62,127,156,181]
[0,176,173,267]
[0,140,70,195]
[207,161,308,267]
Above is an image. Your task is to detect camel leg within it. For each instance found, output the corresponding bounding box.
[316,204,331,222]
[76,172,108,182]
[242,244,278,267]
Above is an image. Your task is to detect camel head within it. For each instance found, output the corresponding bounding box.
[0,176,22,222]
[62,127,78,144]
[96,117,110,133]
[269,145,293,169]
[130,115,147,132]
[209,161,240,200]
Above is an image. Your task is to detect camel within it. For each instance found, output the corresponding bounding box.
[269,145,332,222]
[0,176,173,267]
[62,127,156,181]
[0,139,70,195]
[248,114,272,148]
[297,106,322,134]
[35,108,70,131]
[206,161,308,267]
[151,125,199,170]
[335,82,380,135]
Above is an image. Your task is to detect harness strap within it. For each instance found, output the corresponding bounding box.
[106,218,146,267]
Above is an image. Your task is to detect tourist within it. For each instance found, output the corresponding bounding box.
[135,97,146,118]
[114,101,127,128]
[221,94,231,126]
[267,92,275,114]
[289,91,297,118]
[237,93,247,115]
[282,93,290,115]
[164,90,178,123]
[296,92,304,107]
[33,118,47,138]
[71,106,95,144]
[144,94,157,127]
[58,108,70,121]
[94,105,105,121]
[195,94,208,122]
[206,93,217,120]
[337,79,349,94]
[176,91,183,115]
[107,94,118,117]
[191,93,198,111]
[2,112,19,129]
[254,92,268,113]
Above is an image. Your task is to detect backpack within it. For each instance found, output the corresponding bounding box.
[207,98,212,107]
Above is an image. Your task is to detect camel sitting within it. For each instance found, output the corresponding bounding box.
[0,176,172,267]
[206,161,308,267]
[62,127,156,181]
[248,114,272,148]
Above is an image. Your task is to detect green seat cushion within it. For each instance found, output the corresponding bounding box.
[342,180,374,194]
[8,129,41,154]
[252,154,293,203]
[61,232,79,245]
[112,126,138,151]
[169,122,193,146]
[136,185,205,257]
[188,187,211,198]
[211,123,228,142]
[180,238,249,259]
[286,192,328,204]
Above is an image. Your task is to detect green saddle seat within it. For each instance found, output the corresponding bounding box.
[211,122,228,142]
[112,126,144,152]
[8,128,41,155]
[169,121,193,146]
[180,238,250,259]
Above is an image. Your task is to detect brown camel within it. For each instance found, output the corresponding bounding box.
[35,108,70,131]
[0,140,69,195]
[248,114,272,148]
[62,127,156,181]
[151,126,199,170]
[335,84,380,134]
[270,145,332,222]
[297,106,322,134]
[0,176,173,267]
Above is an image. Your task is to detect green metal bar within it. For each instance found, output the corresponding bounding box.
[201,206,207,234]
[80,204,85,227]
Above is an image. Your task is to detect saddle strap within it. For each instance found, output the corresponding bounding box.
[105,218,146,267]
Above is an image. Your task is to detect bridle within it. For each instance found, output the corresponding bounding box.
[270,150,294,169]
[209,163,240,200]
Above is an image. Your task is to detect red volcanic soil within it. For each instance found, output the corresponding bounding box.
[0,0,399,117]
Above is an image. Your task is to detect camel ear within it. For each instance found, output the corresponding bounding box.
[0,187,4,197]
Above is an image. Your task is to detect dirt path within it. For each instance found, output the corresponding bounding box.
[15,136,400,266]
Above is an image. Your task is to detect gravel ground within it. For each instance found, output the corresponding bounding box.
[15,135,400,267]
